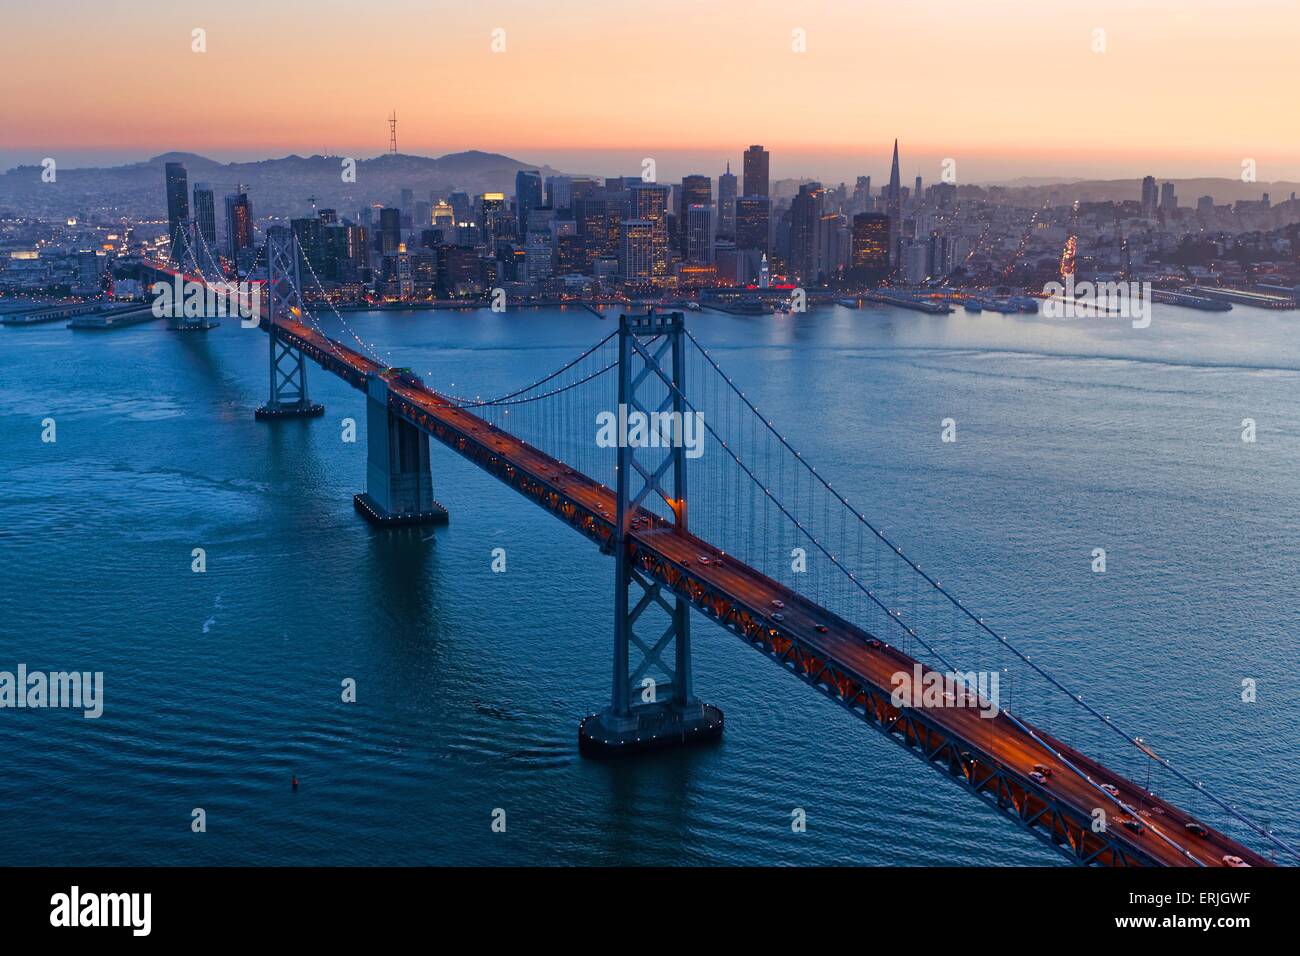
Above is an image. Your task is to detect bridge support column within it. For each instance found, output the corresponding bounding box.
[579,310,723,757]
[254,326,325,419]
[166,224,218,331]
[353,373,449,527]
[255,229,324,420]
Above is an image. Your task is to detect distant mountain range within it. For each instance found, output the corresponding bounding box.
[1,150,1295,220]
[0,151,565,220]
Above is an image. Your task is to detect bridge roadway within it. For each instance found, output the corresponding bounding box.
[134,264,1265,869]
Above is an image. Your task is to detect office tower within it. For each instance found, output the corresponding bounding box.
[850,212,890,286]
[926,230,952,277]
[449,192,471,225]
[628,182,671,280]
[1141,176,1158,216]
[887,140,902,262]
[678,175,712,255]
[515,170,543,236]
[914,176,922,202]
[686,204,714,264]
[902,241,928,284]
[478,192,509,250]
[317,208,338,225]
[718,162,737,240]
[192,183,216,248]
[290,217,326,275]
[415,200,432,229]
[619,220,655,284]
[379,207,402,256]
[575,188,624,263]
[853,176,871,213]
[164,161,190,264]
[322,224,353,281]
[735,196,771,255]
[224,191,254,263]
[400,188,414,214]
[545,176,574,212]
[743,145,770,198]
[1160,181,1177,212]
[432,201,455,228]
[789,182,826,281]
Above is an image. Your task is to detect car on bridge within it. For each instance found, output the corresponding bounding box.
[1221,854,1250,867]
[388,367,424,388]
[1184,821,1209,838]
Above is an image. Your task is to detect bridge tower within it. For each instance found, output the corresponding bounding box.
[579,310,724,756]
[166,222,218,332]
[255,229,325,420]
[353,371,449,527]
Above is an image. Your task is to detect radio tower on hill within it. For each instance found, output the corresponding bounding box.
[388,111,398,155]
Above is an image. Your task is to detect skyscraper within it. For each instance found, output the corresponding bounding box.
[743,145,770,198]
[678,175,712,255]
[478,193,509,251]
[886,140,902,264]
[224,190,254,264]
[790,182,826,282]
[850,212,890,286]
[619,220,655,285]
[164,161,190,265]
[379,207,402,256]
[1160,181,1177,212]
[1141,176,1158,217]
[686,205,714,265]
[192,183,216,248]
[853,176,871,214]
[717,162,737,240]
[628,182,671,280]
[515,170,543,236]
[735,196,771,255]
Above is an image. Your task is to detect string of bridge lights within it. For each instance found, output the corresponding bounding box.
[680,327,1296,861]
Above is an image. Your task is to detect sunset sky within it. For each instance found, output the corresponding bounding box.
[3,0,1298,183]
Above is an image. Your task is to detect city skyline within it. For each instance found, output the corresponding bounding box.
[4,0,1300,181]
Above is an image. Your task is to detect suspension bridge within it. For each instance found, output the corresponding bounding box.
[136,226,1294,868]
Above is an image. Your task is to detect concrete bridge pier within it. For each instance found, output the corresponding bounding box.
[353,373,449,527]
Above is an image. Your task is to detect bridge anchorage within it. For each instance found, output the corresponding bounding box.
[255,229,325,421]
[579,311,723,756]
[353,371,449,527]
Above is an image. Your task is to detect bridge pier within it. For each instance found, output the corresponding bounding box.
[254,326,325,419]
[353,373,449,527]
[579,310,722,756]
[255,229,324,420]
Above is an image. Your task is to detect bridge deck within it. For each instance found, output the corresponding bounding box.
[242,305,1269,867]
